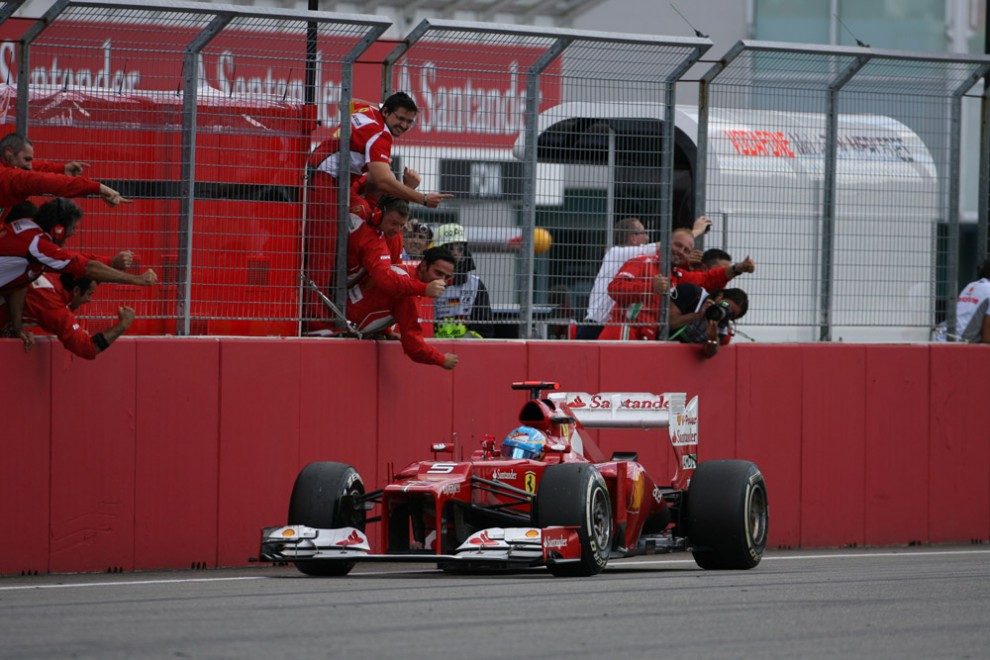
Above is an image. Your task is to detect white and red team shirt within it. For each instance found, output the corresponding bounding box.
[0,218,90,294]
[314,101,394,179]
[956,277,990,342]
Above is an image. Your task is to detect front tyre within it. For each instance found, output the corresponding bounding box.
[288,462,366,576]
[687,460,768,570]
[533,463,611,577]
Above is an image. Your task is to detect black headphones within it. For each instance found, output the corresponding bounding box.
[369,195,407,229]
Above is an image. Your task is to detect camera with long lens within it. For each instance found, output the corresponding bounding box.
[704,300,731,325]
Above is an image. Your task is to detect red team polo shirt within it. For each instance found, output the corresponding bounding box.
[0,218,90,295]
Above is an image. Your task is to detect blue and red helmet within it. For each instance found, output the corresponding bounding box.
[501,426,547,460]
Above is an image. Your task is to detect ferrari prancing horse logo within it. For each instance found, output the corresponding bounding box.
[524,471,537,493]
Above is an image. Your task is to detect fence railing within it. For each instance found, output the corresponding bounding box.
[697,41,990,342]
[2,0,988,342]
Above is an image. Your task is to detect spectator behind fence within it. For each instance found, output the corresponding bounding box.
[600,227,754,341]
[578,217,654,339]
[303,93,453,333]
[599,256,670,341]
[579,216,713,340]
[682,216,713,270]
[0,198,157,352]
[668,284,749,358]
[432,223,494,339]
[349,245,459,370]
[952,257,990,343]
[700,248,733,271]
[668,227,755,289]
[0,132,88,176]
[402,220,433,260]
[0,272,134,359]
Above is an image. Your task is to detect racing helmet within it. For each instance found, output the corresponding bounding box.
[501,426,547,460]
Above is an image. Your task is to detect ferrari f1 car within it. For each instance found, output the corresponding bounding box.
[259,382,768,577]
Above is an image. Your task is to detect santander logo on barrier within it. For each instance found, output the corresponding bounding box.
[0,22,562,148]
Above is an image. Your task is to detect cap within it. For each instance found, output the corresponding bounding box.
[433,223,468,247]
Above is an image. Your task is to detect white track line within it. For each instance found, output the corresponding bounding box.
[615,548,990,567]
[2,548,987,591]
[0,576,265,592]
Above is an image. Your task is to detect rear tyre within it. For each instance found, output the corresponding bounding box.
[687,460,768,570]
[288,462,366,576]
[533,463,611,577]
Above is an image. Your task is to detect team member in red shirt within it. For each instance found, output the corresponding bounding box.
[600,228,755,340]
[0,272,134,359]
[347,246,458,369]
[345,196,446,312]
[311,93,452,208]
[0,198,156,351]
[303,93,453,332]
[600,256,670,341]
[339,195,456,368]
[0,133,130,222]
[0,132,88,177]
[0,165,128,218]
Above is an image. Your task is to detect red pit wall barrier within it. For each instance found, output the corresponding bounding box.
[450,341,529,457]
[0,342,53,576]
[133,339,221,571]
[799,345,867,548]
[527,341,605,459]
[928,346,990,543]
[735,345,805,549]
[216,340,304,567]
[49,342,138,574]
[863,346,931,546]
[2,338,989,575]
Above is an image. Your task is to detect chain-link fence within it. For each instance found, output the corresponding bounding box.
[373,19,711,339]
[2,1,988,342]
[697,41,990,342]
[2,0,389,335]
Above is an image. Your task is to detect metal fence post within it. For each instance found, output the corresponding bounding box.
[14,0,71,138]
[520,38,570,338]
[331,24,390,329]
[177,14,232,336]
[820,54,869,342]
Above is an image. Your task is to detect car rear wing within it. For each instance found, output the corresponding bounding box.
[547,391,699,446]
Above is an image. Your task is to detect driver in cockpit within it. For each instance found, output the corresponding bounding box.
[501,426,548,460]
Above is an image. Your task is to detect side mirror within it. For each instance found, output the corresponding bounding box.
[480,434,498,458]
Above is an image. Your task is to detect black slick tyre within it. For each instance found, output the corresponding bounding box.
[287,462,366,576]
[533,463,611,577]
[687,459,768,570]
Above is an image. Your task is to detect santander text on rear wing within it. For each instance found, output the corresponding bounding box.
[549,391,699,487]
[548,391,698,442]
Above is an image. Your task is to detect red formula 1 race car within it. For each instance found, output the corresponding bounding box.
[259,382,768,577]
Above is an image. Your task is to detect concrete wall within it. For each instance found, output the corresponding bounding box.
[2,337,987,575]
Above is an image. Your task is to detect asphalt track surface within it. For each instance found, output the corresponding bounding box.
[1,546,988,659]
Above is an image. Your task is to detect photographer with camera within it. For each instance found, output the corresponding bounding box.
[668,284,749,358]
